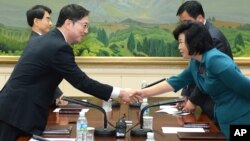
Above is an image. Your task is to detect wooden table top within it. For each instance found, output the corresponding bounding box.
[17,97,224,141]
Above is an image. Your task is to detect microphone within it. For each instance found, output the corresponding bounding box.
[144,78,166,88]
[61,96,116,136]
[130,97,185,136]
[129,78,166,108]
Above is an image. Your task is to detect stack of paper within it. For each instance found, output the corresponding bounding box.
[162,127,205,134]
[156,105,189,116]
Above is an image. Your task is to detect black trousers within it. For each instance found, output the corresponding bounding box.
[0,120,27,141]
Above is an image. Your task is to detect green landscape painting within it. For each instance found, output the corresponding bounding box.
[0,0,250,57]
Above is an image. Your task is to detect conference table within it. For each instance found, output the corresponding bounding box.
[17,97,225,141]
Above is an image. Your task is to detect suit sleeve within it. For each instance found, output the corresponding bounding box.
[53,87,63,99]
[167,65,194,92]
[51,44,113,101]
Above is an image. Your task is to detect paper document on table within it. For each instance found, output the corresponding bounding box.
[157,105,189,115]
[159,105,176,109]
[29,138,76,141]
[162,127,205,134]
[53,108,89,113]
[53,108,61,112]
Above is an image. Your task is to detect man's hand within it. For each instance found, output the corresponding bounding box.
[119,88,143,104]
[56,95,69,106]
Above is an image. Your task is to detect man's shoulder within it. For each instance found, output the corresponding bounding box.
[46,29,66,41]
[205,21,221,34]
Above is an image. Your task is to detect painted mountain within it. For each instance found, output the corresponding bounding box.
[0,0,250,57]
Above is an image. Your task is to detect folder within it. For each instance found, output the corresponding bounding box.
[59,108,82,114]
[58,102,85,114]
[177,132,226,140]
[42,125,72,135]
[58,102,85,109]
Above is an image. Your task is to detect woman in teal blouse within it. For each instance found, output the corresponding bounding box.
[135,21,250,139]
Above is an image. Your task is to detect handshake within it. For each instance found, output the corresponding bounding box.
[115,79,168,104]
[118,88,144,104]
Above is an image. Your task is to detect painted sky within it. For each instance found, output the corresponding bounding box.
[0,0,249,27]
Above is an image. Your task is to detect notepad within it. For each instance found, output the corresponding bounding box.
[42,125,72,135]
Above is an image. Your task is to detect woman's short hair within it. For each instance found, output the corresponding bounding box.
[173,20,213,55]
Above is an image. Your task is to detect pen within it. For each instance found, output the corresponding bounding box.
[184,123,210,129]
[32,134,51,141]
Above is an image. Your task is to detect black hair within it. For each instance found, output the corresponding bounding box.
[176,0,205,19]
[173,21,213,55]
[26,5,51,27]
[56,4,89,27]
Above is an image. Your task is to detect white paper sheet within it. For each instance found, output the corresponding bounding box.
[162,127,205,134]
[30,138,76,141]
[53,108,61,112]
[157,105,190,115]
[53,108,89,113]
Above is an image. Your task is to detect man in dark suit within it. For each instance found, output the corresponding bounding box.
[0,4,138,140]
[26,5,68,107]
[176,0,233,122]
[26,5,52,39]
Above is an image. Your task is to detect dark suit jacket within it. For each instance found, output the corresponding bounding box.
[29,31,40,40]
[181,21,233,121]
[29,31,63,106]
[0,28,113,135]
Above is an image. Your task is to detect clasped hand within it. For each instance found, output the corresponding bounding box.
[119,88,143,104]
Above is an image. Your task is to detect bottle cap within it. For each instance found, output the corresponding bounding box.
[79,111,85,116]
[143,98,148,102]
[147,132,154,139]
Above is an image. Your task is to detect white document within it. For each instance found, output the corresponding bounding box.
[157,105,190,115]
[30,138,76,141]
[159,105,176,109]
[53,108,61,112]
[162,127,205,134]
[53,108,89,113]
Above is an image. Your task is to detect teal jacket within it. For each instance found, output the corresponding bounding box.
[167,48,250,139]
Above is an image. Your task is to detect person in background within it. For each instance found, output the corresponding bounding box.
[132,21,250,139]
[26,5,67,107]
[175,0,233,122]
[26,5,52,38]
[0,4,139,140]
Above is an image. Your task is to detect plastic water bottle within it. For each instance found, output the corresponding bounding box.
[76,111,88,141]
[140,98,149,116]
[146,132,155,141]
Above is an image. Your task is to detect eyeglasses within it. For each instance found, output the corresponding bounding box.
[77,21,89,30]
